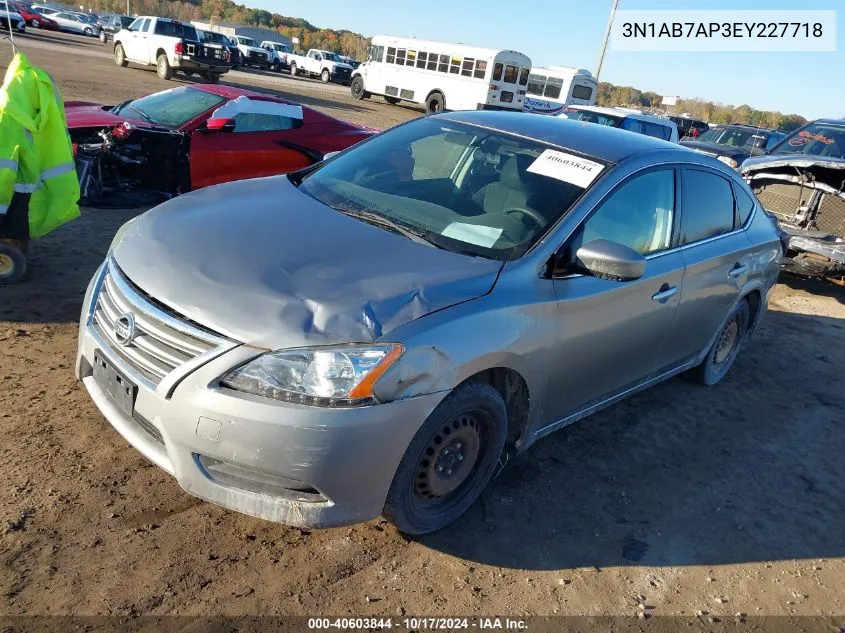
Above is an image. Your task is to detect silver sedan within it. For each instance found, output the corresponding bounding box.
[76,111,783,534]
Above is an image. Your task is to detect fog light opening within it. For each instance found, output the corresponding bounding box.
[194,454,326,503]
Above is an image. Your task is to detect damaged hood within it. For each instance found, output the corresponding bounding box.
[65,102,139,129]
[740,154,845,198]
[112,176,502,349]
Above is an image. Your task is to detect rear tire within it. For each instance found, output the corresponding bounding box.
[0,242,28,285]
[272,61,281,72]
[84,26,93,36]
[156,53,173,80]
[321,69,330,83]
[425,91,445,115]
[692,299,750,386]
[383,382,508,535]
[350,76,365,100]
[114,43,128,67]
[384,96,400,105]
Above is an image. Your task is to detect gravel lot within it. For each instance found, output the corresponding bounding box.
[2,29,844,622]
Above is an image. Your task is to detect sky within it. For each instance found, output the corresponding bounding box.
[245,0,843,120]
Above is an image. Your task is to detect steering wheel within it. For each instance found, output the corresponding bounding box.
[503,206,546,229]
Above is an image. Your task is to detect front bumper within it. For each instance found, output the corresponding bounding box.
[331,71,352,84]
[172,56,230,74]
[75,262,446,528]
[782,230,845,278]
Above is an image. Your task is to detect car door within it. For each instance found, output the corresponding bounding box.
[189,103,315,190]
[670,167,754,366]
[122,17,144,59]
[545,167,686,423]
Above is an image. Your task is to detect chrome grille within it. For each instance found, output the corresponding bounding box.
[91,261,225,387]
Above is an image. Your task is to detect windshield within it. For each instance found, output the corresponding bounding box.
[566,110,623,127]
[239,37,257,46]
[114,87,226,128]
[697,127,756,147]
[297,118,598,261]
[772,122,845,159]
[201,30,228,44]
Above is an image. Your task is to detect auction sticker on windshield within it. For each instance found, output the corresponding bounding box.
[527,150,604,188]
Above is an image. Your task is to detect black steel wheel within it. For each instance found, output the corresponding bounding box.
[384,382,507,535]
[350,75,365,100]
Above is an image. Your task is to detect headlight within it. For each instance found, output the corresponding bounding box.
[717,155,739,169]
[221,344,403,406]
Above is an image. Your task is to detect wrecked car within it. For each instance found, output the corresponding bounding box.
[76,112,781,534]
[741,119,845,285]
[67,85,376,207]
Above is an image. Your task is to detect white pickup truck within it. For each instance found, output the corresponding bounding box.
[230,35,271,70]
[288,49,353,85]
[260,40,292,73]
[113,16,230,83]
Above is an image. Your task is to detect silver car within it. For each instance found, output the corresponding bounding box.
[76,111,783,534]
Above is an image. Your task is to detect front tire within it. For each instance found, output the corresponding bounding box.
[350,76,366,100]
[156,53,173,80]
[425,91,445,115]
[321,69,330,83]
[84,26,93,36]
[383,382,508,535]
[114,43,128,67]
[692,299,750,386]
[99,29,106,43]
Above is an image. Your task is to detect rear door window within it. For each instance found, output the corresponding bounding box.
[681,169,736,243]
[642,122,671,141]
[503,65,518,84]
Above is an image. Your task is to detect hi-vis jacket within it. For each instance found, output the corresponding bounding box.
[0,52,80,238]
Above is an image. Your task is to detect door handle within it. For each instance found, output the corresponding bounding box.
[728,263,748,279]
[651,284,678,303]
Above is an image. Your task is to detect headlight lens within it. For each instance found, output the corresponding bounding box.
[221,344,403,406]
[717,155,739,169]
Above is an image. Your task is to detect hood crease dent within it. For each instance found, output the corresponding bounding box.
[112,176,502,349]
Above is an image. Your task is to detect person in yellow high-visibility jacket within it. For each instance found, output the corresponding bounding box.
[0,51,80,245]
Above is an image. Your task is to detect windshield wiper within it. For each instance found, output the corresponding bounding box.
[123,104,155,125]
[335,208,438,248]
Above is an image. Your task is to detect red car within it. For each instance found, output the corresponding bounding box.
[12,2,58,29]
[67,84,377,205]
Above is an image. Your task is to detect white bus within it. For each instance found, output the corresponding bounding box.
[350,35,532,115]
[523,66,597,115]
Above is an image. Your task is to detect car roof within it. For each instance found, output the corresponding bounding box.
[441,110,684,164]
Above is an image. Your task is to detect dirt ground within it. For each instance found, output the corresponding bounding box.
[2,29,845,623]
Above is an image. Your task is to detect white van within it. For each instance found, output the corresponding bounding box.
[523,66,597,115]
[562,105,680,143]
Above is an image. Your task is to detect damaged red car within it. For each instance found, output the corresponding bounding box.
[68,84,377,206]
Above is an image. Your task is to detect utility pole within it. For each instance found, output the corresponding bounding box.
[595,0,620,82]
[126,0,129,15]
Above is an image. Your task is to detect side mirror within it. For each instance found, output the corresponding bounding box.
[206,117,236,133]
[752,137,766,149]
[575,239,646,281]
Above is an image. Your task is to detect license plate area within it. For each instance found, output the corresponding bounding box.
[93,349,137,418]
